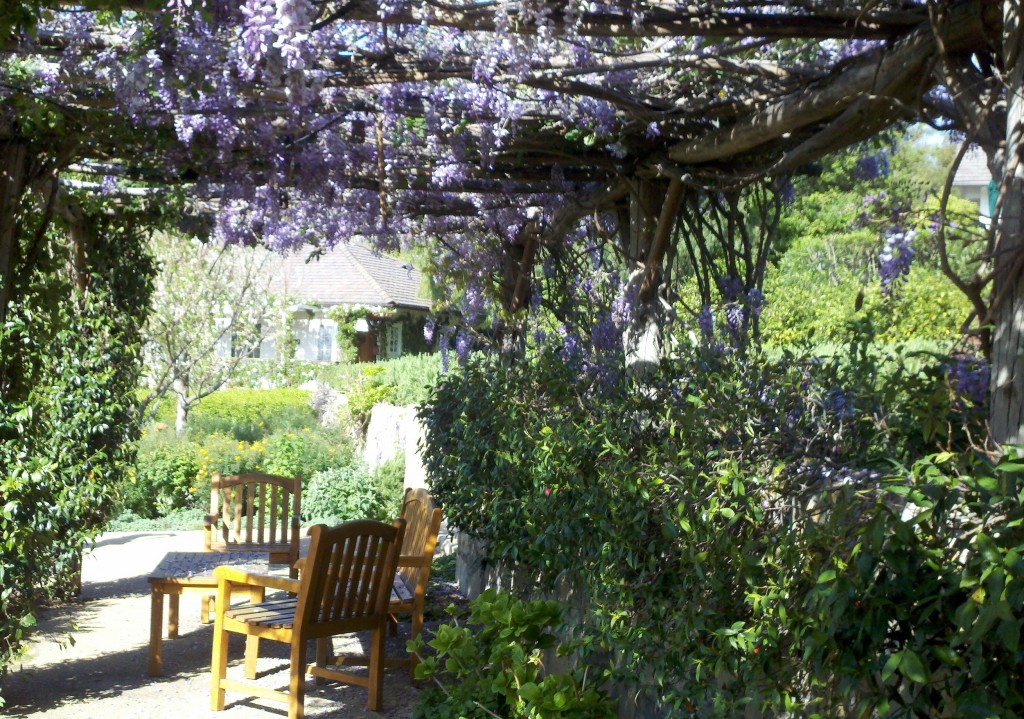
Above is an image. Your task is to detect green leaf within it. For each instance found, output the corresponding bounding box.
[898,649,928,684]
[880,652,902,682]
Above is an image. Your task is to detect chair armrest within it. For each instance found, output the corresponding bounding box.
[213,566,301,594]
[292,556,307,574]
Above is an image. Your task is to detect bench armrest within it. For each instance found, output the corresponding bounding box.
[398,555,431,568]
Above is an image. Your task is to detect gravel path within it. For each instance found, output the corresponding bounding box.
[2,531,427,718]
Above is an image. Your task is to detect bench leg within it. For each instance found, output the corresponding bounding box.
[168,593,180,639]
[149,587,164,676]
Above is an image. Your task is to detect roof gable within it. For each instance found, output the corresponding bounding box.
[952,148,995,188]
[269,243,431,311]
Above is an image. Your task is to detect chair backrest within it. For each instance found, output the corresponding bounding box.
[296,519,406,635]
[207,472,301,551]
[397,488,443,593]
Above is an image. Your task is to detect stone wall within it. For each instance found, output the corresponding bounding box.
[362,402,413,471]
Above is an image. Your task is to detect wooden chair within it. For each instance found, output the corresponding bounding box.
[204,472,301,569]
[327,488,443,677]
[209,518,406,718]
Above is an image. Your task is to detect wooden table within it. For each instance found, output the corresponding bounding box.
[148,551,270,676]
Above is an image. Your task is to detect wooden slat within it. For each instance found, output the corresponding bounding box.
[339,534,361,620]
[391,578,414,604]
[245,482,254,545]
[258,483,266,544]
[232,487,243,543]
[269,487,278,545]
[324,543,346,622]
[219,678,288,704]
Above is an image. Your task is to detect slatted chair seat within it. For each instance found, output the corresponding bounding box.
[210,519,407,719]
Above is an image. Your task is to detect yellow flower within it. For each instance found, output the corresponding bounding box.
[235,455,241,461]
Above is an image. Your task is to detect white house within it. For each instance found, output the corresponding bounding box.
[952,148,998,226]
[267,243,432,363]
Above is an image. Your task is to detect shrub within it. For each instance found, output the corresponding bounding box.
[106,506,206,532]
[372,454,406,520]
[418,332,993,715]
[0,213,152,689]
[379,353,441,407]
[302,463,383,524]
[185,388,315,442]
[263,428,354,478]
[411,590,615,719]
[346,364,397,425]
[197,433,266,481]
[126,433,201,518]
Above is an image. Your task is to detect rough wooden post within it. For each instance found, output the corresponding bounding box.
[989,0,1024,444]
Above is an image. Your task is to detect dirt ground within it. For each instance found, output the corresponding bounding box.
[1,530,437,718]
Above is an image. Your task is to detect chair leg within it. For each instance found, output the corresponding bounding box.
[288,640,307,719]
[367,624,386,711]
[244,636,260,679]
[201,594,213,624]
[210,613,229,711]
[314,638,331,686]
[409,609,424,679]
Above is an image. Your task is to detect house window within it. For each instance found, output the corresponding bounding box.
[316,323,335,362]
[385,322,402,358]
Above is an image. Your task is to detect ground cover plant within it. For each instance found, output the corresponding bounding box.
[411,590,616,719]
[419,318,1005,715]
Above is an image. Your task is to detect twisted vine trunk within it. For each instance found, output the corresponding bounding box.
[989,0,1024,445]
[623,180,669,377]
[0,139,28,331]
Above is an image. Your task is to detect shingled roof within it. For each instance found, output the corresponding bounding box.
[269,243,430,311]
[953,148,995,187]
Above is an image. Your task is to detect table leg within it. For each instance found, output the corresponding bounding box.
[149,586,164,676]
[168,593,180,639]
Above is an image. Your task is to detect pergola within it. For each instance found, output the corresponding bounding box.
[1,0,1021,435]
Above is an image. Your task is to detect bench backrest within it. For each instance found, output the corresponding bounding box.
[205,472,301,560]
[397,488,443,596]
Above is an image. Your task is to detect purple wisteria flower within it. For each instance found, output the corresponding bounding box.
[698,305,714,341]
[423,317,436,344]
[775,175,796,205]
[946,354,990,406]
[590,313,620,354]
[717,276,743,303]
[747,288,765,318]
[854,150,890,181]
[558,325,583,365]
[455,331,472,364]
[725,303,744,334]
[879,228,916,296]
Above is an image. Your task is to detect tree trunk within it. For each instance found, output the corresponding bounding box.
[173,375,190,438]
[989,0,1024,445]
[623,180,668,377]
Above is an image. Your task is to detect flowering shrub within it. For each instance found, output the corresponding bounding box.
[124,434,202,518]
[419,333,995,714]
